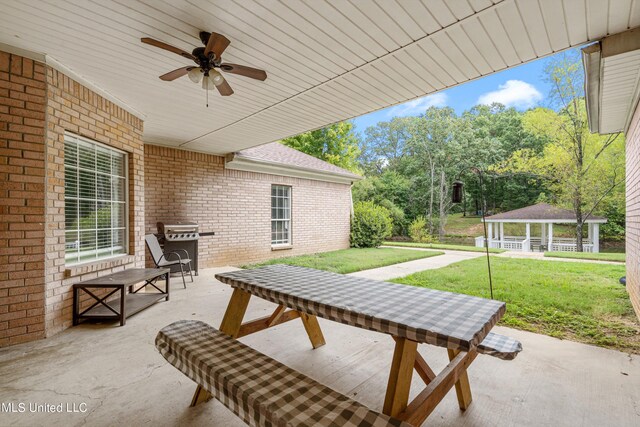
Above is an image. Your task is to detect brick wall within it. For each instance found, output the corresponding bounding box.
[44,67,145,336]
[144,145,352,267]
[0,52,47,346]
[626,103,640,319]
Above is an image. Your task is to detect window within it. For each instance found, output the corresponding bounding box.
[271,185,291,245]
[64,133,128,264]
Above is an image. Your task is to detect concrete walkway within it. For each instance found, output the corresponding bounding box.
[350,248,483,280]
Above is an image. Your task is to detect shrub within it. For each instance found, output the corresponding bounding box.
[379,199,407,236]
[350,201,393,248]
[409,216,435,243]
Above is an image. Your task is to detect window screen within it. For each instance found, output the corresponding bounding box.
[64,134,128,264]
[271,185,291,245]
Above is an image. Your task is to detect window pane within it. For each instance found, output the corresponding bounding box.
[79,170,96,199]
[78,143,95,170]
[65,230,79,263]
[79,230,96,261]
[96,147,111,174]
[79,200,96,230]
[112,153,125,177]
[112,229,126,253]
[65,199,78,230]
[112,177,126,202]
[96,174,111,200]
[65,167,78,198]
[97,229,111,249]
[112,203,126,228]
[64,139,77,166]
[96,201,111,228]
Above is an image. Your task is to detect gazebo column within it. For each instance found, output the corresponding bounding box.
[593,223,600,253]
[548,223,554,252]
[499,222,504,242]
[525,223,531,252]
[487,222,493,248]
[541,223,547,246]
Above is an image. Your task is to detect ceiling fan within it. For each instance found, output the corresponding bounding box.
[141,31,267,99]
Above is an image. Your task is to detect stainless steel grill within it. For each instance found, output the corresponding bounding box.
[157,221,200,275]
[158,222,200,241]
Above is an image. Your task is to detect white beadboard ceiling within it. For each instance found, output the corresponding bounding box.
[0,0,638,154]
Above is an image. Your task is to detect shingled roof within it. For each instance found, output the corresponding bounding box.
[234,142,361,180]
[485,203,606,222]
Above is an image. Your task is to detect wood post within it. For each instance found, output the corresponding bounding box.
[447,349,473,410]
[299,313,326,349]
[383,337,418,418]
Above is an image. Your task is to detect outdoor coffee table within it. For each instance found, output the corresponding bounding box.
[196,264,511,425]
[73,268,170,326]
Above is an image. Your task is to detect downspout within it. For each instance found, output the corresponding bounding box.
[349,183,354,217]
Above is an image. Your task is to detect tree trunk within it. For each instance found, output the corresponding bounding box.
[427,159,435,234]
[438,169,448,240]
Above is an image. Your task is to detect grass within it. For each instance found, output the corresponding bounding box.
[242,247,444,274]
[544,251,626,262]
[392,257,638,354]
[383,241,506,253]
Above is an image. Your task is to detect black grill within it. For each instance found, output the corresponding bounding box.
[157,222,200,275]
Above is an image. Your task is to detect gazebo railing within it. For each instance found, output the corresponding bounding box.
[476,235,593,252]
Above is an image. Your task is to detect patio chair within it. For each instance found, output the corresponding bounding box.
[145,234,193,289]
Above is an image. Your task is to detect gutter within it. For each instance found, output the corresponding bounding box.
[224,153,362,185]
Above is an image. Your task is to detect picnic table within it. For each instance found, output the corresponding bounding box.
[193,264,520,425]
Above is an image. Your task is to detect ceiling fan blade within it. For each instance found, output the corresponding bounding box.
[220,63,267,81]
[159,66,193,81]
[204,32,231,59]
[216,79,234,96]
[141,37,196,62]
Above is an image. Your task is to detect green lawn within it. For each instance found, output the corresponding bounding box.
[242,248,443,274]
[392,257,638,353]
[383,241,506,253]
[544,251,626,262]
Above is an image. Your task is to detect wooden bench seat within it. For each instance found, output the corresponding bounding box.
[156,320,411,427]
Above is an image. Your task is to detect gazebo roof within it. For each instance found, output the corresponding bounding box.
[485,203,607,223]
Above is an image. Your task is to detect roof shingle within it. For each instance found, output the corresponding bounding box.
[485,203,606,222]
[235,142,361,180]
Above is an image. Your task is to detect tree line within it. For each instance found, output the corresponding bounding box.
[282,52,625,248]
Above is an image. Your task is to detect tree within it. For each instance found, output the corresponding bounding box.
[281,121,362,173]
[499,52,624,250]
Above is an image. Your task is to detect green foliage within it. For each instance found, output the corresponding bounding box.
[408,216,435,243]
[281,121,362,173]
[379,199,406,236]
[393,257,638,353]
[243,247,443,274]
[350,201,393,248]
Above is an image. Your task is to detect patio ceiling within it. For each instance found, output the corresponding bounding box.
[0,0,638,155]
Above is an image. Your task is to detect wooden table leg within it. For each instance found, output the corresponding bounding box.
[447,349,473,410]
[383,337,418,418]
[190,288,252,407]
[299,313,326,349]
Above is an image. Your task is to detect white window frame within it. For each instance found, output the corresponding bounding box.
[64,132,129,265]
[271,185,291,246]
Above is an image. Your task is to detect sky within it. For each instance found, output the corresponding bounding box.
[350,48,580,135]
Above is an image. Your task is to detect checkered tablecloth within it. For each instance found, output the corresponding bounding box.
[156,320,411,427]
[215,264,506,353]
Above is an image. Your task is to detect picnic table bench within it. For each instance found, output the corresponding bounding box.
[156,264,522,426]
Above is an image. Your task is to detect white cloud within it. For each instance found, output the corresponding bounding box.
[477,80,543,109]
[386,93,448,117]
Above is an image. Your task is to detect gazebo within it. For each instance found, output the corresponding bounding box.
[475,203,607,253]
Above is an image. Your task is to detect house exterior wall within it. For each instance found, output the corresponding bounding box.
[626,103,640,319]
[0,52,47,346]
[43,67,145,337]
[0,50,145,346]
[144,144,352,267]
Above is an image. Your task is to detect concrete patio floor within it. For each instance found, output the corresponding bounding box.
[1,267,638,427]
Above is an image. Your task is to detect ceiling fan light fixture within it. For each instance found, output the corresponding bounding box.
[188,67,203,83]
[202,73,215,91]
[211,70,224,86]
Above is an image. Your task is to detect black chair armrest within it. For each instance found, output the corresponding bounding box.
[160,252,183,263]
